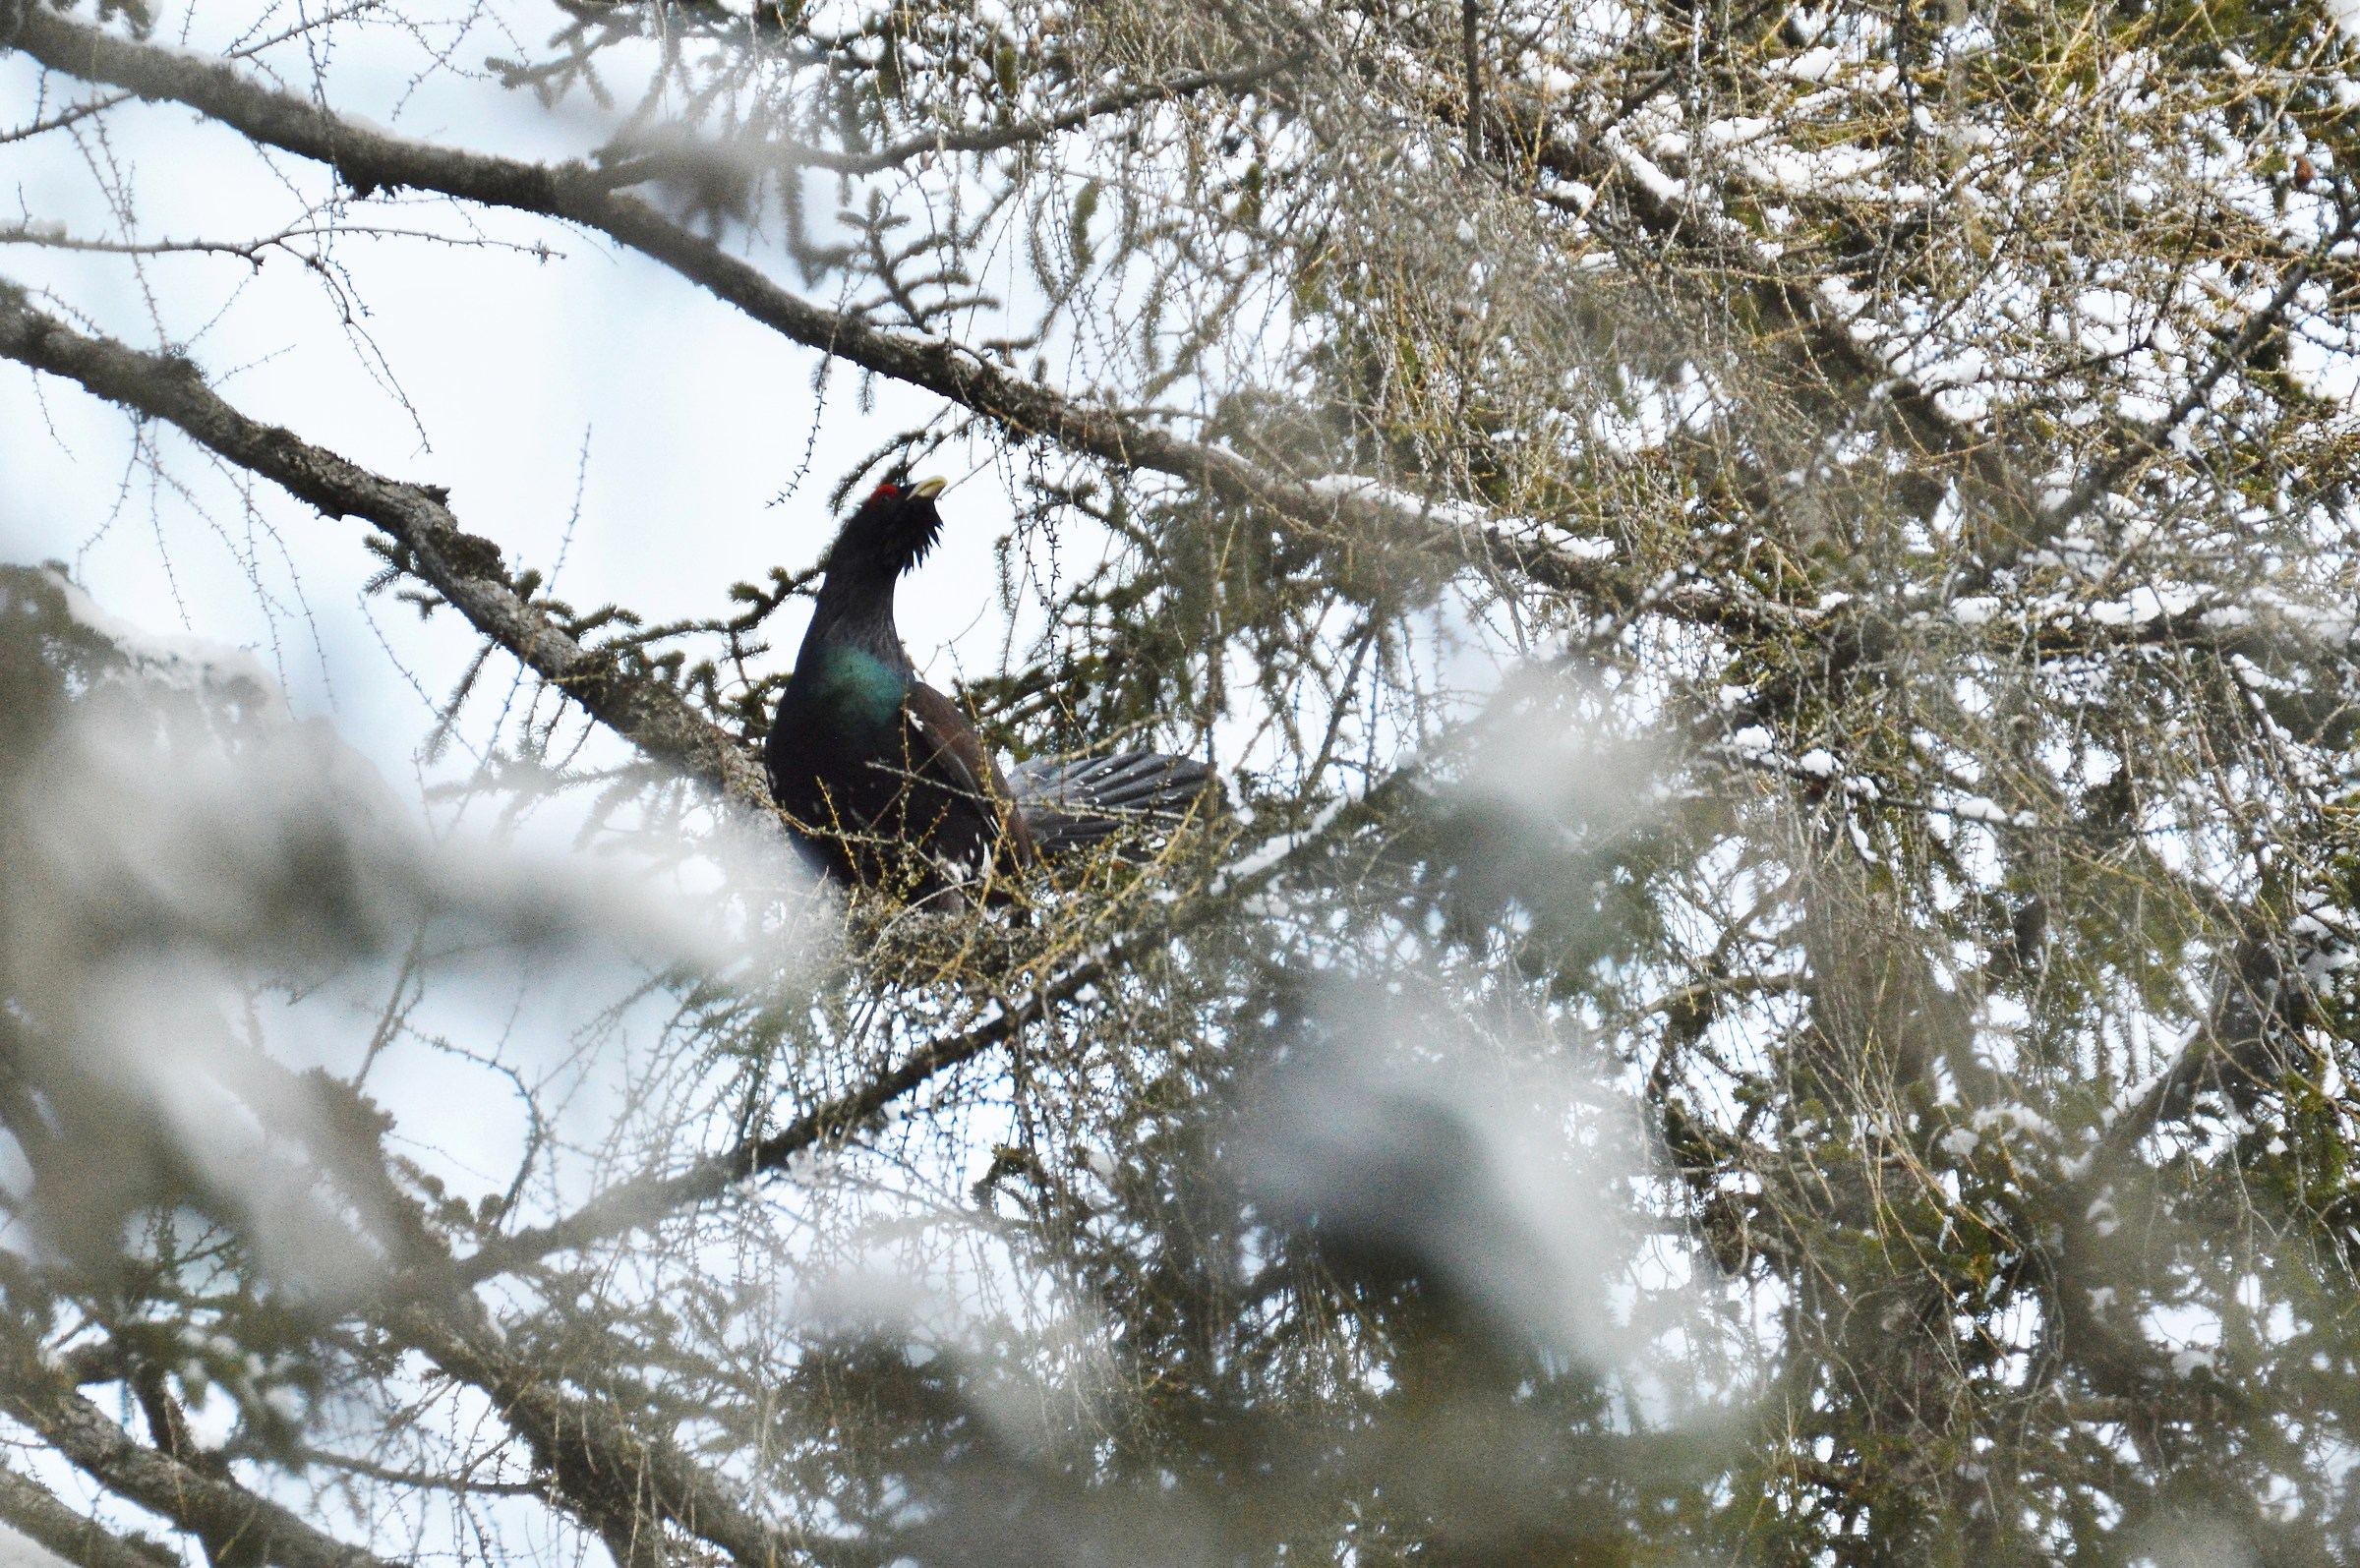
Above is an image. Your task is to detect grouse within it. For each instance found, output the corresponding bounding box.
[765,477,1214,898]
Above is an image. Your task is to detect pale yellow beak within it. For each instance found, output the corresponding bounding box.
[911,477,948,499]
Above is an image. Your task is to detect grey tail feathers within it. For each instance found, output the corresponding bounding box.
[1008,751,1216,857]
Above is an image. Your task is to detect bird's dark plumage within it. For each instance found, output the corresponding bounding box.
[1007,751,1217,857]
[765,480,1212,898]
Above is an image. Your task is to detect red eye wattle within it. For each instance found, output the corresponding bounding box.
[872,482,900,500]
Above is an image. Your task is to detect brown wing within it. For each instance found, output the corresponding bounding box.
[904,681,1035,867]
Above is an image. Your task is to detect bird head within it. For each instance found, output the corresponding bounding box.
[825,476,949,584]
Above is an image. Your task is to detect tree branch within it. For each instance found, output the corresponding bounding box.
[1460,0,1482,162]
[0,1462,179,1568]
[282,1445,543,1499]
[1279,9,2040,536]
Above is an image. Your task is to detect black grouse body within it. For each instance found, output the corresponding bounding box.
[765,479,1212,898]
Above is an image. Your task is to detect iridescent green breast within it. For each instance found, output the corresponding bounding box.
[810,645,907,732]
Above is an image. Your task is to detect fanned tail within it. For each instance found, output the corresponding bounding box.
[1009,751,1216,858]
